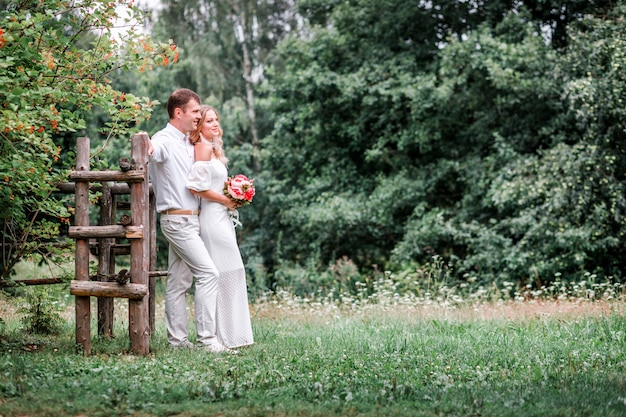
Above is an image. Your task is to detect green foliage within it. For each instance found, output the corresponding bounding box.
[0,0,177,281]
[16,286,64,335]
[259,0,626,290]
[393,7,626,285]
[260,0,448,275]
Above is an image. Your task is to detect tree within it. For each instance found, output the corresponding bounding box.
[260,0,626,288]
[152,0,300,169]
[260,0,459,278]
[392,13,568,284]
[487,3,626,282]
[0,0,177,281]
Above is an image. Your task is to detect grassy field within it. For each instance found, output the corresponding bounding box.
[0,282,625,417]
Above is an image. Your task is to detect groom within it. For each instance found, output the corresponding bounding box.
[147,88,232,353]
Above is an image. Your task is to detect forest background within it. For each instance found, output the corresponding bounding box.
[2,0,626,299]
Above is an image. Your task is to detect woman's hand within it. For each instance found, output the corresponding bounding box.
[223,197,239,211]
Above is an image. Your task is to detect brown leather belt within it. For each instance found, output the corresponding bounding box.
[162,209,200,215]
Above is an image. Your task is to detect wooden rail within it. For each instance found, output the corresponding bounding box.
[70,280,148,300]
[69,225,144,239]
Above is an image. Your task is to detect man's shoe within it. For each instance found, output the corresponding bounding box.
[200,343,239,354]
[171,340,196,349]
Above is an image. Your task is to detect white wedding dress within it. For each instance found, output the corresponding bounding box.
[187,158,254,348]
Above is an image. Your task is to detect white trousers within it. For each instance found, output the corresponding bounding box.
[160,214,219,346]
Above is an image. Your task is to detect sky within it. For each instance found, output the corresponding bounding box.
[111,0,162,38]
[137,0,163,11]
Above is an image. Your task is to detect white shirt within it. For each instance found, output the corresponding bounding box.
[149,123,200,213]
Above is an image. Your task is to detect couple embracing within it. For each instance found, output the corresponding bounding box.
[147,88,254,353]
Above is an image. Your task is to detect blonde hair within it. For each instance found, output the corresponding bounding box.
[189,105,229,165]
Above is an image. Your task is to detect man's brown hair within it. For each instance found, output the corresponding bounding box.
[167,88,201,119]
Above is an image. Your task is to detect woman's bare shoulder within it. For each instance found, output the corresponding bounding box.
[194,141,213,162]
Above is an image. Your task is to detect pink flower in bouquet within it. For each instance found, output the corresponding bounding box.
[224,174,255,206]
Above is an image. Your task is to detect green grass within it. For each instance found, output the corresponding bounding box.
[0,285,625,417]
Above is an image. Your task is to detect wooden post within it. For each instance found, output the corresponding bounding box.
[149,189,157,334]
[98,182,114,338]
[128,133,150,355]
[109,192,118,331]
[75,137,91,355]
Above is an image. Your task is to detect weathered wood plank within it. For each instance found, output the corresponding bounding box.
[69,170,145,183]
[69,225,143,239]
[98,182,114,338]
[74,136,91,356]
[70,280,148,300]
[0,278,65,287]
[0,271,167,288]
[128,132,150,355]
[56,182,153,195]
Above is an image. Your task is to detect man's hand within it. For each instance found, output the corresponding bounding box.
[138,131,154,156]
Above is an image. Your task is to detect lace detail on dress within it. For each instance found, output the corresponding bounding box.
[215,268,254,348]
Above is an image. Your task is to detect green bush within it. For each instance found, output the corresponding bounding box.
[17,287,64,335]
[0,0,178,282]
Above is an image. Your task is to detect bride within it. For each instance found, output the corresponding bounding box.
[186,105,254,350]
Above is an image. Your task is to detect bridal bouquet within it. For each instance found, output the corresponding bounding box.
[223,174,255,207]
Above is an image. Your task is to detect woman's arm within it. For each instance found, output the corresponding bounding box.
[195,189,239,211]
[190,142,238,210]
